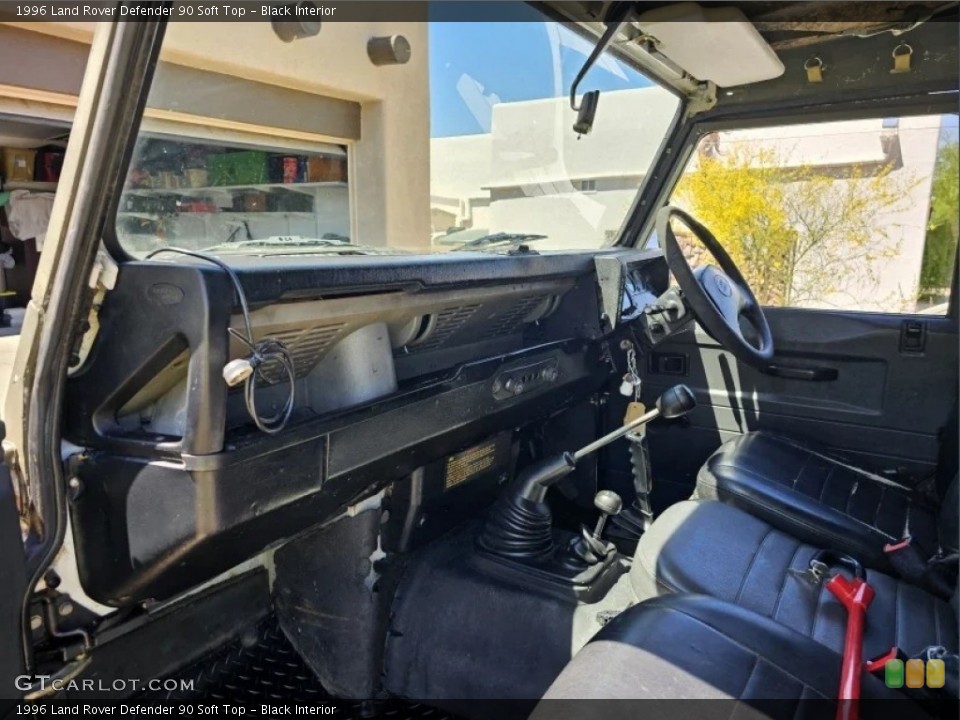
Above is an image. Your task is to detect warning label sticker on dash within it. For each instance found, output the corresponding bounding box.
[444,441,499,490]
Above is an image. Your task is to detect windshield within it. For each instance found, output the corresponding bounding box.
[115,8,679,257]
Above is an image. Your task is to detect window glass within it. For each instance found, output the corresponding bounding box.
[661,114,959,314]
[114,13,679,258]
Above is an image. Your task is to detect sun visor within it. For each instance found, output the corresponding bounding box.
[636,2,785,87]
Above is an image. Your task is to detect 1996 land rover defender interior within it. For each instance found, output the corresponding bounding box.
[0,1,958,716]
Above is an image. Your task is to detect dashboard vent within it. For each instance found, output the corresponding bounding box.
[259,322,348,382]
[479,295,550,339]
[409,304,480,351]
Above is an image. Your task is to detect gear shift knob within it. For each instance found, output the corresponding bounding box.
[594,489,623,517]
[655,384,696,419]
[591,489,622,545]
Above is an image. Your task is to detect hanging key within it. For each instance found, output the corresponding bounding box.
[624,401,647,425]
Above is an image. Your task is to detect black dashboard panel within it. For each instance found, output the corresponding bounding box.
[61,249,666,605]
[197,250,600,304]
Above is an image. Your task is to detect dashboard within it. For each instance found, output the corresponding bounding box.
[62,248,670,605]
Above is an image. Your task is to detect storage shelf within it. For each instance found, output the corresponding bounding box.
[1,181,58,192]
[124,181,346,197]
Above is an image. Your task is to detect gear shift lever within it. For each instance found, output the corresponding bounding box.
[591,490,623,540]
[566,490,624,565]
[478,385,695,560]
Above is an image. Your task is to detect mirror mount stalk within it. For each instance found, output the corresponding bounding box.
[569,3,632,137]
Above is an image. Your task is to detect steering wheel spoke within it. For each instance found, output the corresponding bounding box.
[657,206,775,367]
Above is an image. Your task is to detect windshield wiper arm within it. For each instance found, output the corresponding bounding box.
[202,235,411,256]
[456,232,548,249]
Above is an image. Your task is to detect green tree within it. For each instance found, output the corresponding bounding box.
[919,141,959,302]
[674,144,914,308]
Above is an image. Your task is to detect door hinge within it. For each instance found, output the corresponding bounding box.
[67,250,118,376]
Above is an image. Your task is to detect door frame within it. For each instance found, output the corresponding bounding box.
[4,19,168,675]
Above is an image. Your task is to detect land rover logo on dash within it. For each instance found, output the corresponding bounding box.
[714,275,733,297]
[147,283,185,305]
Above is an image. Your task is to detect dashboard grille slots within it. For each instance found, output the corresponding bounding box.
[258,322,347,382]
[478,295,547,339]
[412,304,480,351]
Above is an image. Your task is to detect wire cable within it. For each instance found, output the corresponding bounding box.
[145,247,295,434]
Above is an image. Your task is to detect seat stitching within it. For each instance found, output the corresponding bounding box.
[637,549,682,596]
[739,653,761,700]
[808,575,828,640]
[654,575,679,594]
[817,466,835,502]
[872,485,886,529]
[791,454,811,490]
[772,542,804,621]
[765,434,916,491]
[845,480,859,515]
[735,527,774,603]
[711,463,901,540]
[715,485,895,556]
[724,693,739,720]
[791,691,802,720]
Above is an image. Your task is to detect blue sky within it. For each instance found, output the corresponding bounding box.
[427,20,960,143]
[428,21,652,137]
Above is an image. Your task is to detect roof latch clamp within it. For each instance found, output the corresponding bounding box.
[804,57,824,83]
[890,43,912,74]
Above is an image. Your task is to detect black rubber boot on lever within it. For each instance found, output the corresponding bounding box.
[477,453,576,559]
[478,385,696,561]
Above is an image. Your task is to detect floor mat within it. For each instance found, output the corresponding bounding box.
[150,615,458,719]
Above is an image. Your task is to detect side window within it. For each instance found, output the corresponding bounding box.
[667,115,958,315]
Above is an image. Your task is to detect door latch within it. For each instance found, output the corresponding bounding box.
[899,319,926,354]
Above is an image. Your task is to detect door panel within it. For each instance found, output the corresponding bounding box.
[640,308,959,499]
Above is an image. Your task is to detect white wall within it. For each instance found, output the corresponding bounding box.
[430,86,680,249]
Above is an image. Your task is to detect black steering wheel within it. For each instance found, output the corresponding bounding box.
[656,205,774,367]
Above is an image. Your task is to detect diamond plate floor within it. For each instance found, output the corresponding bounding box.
[149,615,457,720]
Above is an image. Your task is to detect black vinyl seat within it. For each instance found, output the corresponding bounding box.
[537,594,914,708]
[632,499,958,661]
[695,432,953,573]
